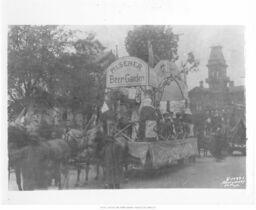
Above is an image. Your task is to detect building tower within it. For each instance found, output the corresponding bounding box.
[206,46,230,90]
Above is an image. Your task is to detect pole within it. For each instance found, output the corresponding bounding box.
[115,45,119,58]
[148,40,154,68]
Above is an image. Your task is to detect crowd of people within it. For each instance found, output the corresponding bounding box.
[194,108,236,160]
[204,109,229,134]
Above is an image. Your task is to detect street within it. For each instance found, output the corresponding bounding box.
[124,154,246,189]
[8,154,246,190]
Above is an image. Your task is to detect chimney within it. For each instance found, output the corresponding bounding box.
[199,80,204,88]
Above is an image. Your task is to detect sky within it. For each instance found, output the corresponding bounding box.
[69,26,245,90]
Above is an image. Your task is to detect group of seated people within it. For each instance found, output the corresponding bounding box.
[107,94,194,142]
[158,112,191,140]
[116,107,192,142]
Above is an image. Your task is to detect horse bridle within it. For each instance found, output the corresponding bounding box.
[64,130,95,152]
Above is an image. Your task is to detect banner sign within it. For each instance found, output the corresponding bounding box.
[106,57,149,88]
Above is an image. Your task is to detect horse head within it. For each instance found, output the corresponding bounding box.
[64,123,104,152]
[85,122,104,148]
[63,128,85,151]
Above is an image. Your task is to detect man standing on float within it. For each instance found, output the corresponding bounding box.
[138,90,159,141]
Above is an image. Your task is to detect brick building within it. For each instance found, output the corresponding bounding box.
[188,46,245,121]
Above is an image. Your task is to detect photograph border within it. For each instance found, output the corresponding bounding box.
[1,0,255,205]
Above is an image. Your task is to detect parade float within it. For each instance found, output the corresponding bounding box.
[103,56,198,169]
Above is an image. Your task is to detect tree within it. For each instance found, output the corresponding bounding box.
[8,26,115,121]
[58,35,116,115]
[125,26,200,106]
[125,25,179,65]
[8,25,69,119]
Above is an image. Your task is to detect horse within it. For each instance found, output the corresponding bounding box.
[8,138,71,190]
[71,122,130,187]
[8,125,34,191]
[62,123,104,186]
[8,123,99,190]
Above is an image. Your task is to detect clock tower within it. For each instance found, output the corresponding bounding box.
[206,45,230,90]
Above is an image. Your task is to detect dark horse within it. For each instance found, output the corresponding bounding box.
[8,125,32,190]
[8,123,99,190]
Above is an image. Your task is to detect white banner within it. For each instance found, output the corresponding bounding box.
[106,57,149,88]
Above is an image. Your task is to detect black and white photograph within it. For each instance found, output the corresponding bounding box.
[1,0,255,207]
[7,25,246,190]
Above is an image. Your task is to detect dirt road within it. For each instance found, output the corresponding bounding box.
[123,155,246,189]
[8,154,246,190]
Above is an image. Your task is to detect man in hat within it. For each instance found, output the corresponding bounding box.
[138,97,159,141]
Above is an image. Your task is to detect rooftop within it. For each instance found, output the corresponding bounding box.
[229,85,245,93]
[207,45,227,67]
[189,84,245,94]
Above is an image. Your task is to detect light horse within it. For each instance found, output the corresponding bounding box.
[68,121,130,187]
[64,122,106,186]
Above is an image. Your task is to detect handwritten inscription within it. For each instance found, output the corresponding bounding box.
[221,176,246,188]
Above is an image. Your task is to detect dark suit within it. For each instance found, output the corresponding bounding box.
[102,136,124,189]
